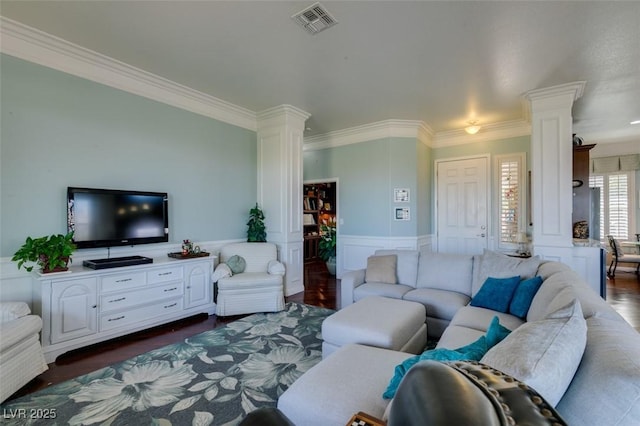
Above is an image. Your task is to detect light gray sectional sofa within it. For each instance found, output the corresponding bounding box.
[278,249,640,426]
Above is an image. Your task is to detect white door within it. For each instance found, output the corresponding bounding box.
[437,157,489,255]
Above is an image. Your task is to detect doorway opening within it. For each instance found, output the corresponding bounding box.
[303,181,337,275]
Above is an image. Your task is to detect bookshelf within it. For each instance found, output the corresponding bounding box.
[303,183,336,261]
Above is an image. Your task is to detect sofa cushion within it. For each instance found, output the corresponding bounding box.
[470,275,521,313]
[354,283,413,302]
[509,276,543,318]
[375,250,419,287]
[416,252,473,295]
[481,299,587,407]
[365,255,397,284]
[436,325,486,350]
[217,272,282,289]
[447,306,524,334]
[471,250,541,296]
[402,288,470,321]
[555,316,640,426]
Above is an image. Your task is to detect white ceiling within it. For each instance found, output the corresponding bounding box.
[1,1,639,144]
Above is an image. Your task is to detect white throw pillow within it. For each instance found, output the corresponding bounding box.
[480,298,587,407]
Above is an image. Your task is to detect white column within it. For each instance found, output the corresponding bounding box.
[525,82,585,258]
[256,105,311,296]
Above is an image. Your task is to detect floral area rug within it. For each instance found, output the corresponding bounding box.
[1,303,333,426]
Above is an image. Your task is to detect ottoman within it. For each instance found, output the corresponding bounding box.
[321,296,427,358]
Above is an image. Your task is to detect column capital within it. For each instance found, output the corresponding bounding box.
[525,81,586,107]
[257,104,311,129]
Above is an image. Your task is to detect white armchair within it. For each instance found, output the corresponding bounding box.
[213,242,286,316]
[0,302,48,403]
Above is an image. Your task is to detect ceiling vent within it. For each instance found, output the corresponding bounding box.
[292,2,338,35]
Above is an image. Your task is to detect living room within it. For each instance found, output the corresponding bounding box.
[1,2,639,424]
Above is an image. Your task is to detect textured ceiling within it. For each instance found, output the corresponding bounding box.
[1,1,639,143]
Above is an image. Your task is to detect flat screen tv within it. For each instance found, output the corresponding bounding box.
[67,187,169,249]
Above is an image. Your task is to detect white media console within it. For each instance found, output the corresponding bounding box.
[32,256,215,363]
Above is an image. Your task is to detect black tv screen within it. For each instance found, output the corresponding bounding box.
[68,187,169,249]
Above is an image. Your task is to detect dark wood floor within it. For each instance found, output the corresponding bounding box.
[7,261,638,402]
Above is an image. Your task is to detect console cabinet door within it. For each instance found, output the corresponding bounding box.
[51,278,98,344]
[184,261,212,308]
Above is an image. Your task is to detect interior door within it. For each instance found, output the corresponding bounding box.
[436,157,489,255]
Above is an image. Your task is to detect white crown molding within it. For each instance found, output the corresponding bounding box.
[433,119,532,148]
[0,17,257,131]
[304,120,434,151]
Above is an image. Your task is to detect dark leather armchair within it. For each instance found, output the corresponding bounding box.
[388,360,567,426]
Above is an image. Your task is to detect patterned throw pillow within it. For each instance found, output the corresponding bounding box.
[227,255,246,274]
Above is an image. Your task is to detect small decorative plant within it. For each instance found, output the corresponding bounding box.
[12,231,76,273]
[247,203,267,242]
[318,224,337,262]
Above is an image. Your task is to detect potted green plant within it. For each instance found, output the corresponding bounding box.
[247,203,267,242]
[319,224,337,275]
[12,231,76,273]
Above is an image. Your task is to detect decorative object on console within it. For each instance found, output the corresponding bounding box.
[572,220,589,239]
[181,239,193,255]
[12,231,76,273]
[516,232,530,256]
[247,203,267,242]
[572,133,583,146]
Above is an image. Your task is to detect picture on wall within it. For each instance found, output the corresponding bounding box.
[394,207,410,221]
[394,188,410,202]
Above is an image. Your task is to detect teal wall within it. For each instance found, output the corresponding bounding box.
[0,54,257,256]
[432,135,532,237]
[304,135,529,241]
[304,137,429,237]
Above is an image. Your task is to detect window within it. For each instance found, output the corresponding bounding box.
[589,171,635,241]
[496,153,526,250]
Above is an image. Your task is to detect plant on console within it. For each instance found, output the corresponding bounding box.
[12,231,76,273]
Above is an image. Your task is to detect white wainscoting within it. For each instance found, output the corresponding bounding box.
[337,234,435,277]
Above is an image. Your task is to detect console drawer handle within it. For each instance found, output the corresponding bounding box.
[108,297,126,303]
[164,303,177,309]
[164,287,177,292]
[108,315,125,322]
[158,272,173,276]
[115,278,132,283]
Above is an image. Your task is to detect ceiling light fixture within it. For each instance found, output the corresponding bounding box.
[630,120,640,125]
[464,121,481,135]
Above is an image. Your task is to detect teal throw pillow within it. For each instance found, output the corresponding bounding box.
[470,275,521,313]
[227,255,246,274]
[509,276,543,319]
[383,316,511,399]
